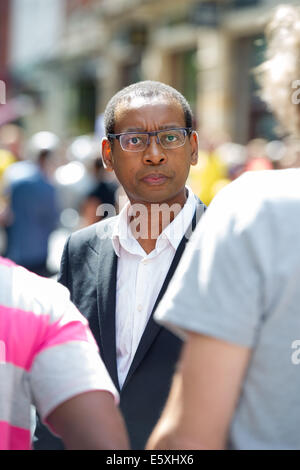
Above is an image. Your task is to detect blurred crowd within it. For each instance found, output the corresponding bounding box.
[188,131,300,206]
[1,120,299,277]
[0,121,119,276]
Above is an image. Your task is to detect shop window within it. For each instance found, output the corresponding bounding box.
[74,79,96,134]
[233,34,277,143]
[170,49,198,125]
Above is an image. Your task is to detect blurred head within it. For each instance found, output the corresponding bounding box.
[257,5,300,137]
[66,135,101,175]
[102,81,198,207]
[0,124,24,159]
[246,138,268,160]
[27,131,60,162]
[26,131,60,177]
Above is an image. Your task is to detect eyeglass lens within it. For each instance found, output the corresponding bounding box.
[120,129,187,151]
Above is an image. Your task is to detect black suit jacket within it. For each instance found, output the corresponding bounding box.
[54,198,205,449]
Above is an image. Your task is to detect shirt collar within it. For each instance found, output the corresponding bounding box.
[160,186,196,250]
[112,186,197,257]
[111,201,131,257]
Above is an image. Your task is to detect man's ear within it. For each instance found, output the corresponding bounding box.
[190,131,199,166]
[101,137,114,172]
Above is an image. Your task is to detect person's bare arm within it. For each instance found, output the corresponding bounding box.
[47,390,129,450]
[147,332,251,450]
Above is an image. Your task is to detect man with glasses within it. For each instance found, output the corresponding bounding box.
[56,81,206,449]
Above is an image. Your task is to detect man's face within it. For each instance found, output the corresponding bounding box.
[102,96,198,206]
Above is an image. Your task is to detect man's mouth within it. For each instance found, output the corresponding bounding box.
[141,173,169,185]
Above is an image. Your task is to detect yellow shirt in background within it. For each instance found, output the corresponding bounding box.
[188,150,229,206]
[0,149,15,179]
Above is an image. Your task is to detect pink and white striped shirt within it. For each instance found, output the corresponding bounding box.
[0,257,118,450]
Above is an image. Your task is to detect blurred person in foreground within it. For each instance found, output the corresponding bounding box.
[147,4,300,450]
[1,131,60,276]
[0,256,129,450]
[55,80,206,449]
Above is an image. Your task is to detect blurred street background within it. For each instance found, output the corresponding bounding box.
[0,0,299,275]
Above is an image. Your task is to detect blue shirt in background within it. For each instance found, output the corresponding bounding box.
[4,161,59,270]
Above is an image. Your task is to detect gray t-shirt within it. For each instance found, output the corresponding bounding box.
[155,169,300,450]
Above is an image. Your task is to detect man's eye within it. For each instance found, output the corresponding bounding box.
[129,136,141,144]
[162,133,179,143]
[166,134,177,141]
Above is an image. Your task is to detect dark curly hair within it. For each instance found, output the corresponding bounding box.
[104,80,193,136]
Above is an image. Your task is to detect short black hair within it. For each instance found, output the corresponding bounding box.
[104,80,193,136]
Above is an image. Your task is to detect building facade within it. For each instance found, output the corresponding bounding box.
[6,0,298,143]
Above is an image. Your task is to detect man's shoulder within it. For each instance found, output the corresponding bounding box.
[0,258,72,323]
[68,216,118,254]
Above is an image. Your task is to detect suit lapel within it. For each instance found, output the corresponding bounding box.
[96,233,120,391]
[122,200,205,390]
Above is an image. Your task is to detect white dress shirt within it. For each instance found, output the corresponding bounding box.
[111,187,197,388]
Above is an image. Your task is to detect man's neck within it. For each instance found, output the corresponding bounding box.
[127,196,187,255]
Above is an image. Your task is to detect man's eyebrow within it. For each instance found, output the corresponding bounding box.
[120,124,185,133]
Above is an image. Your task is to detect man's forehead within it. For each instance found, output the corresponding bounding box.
[114,95,183,122]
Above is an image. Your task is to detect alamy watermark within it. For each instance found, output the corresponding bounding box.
[291,340,300,365]
[0,80,6,104]
[95,199,206,241]
[292,80,300,104]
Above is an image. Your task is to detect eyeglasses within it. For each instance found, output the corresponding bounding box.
[107,128,192,152]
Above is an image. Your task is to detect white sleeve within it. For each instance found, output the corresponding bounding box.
[28,290,119,422]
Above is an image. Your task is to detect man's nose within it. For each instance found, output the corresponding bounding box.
[143,135,167,165]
